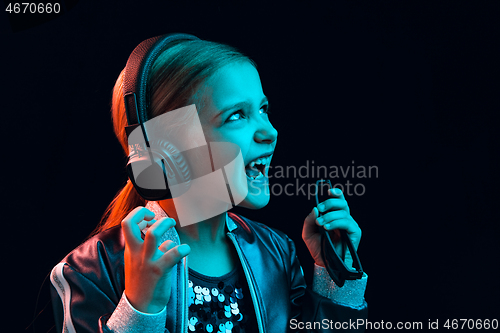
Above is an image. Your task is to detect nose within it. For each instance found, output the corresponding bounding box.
[254,118,278,144]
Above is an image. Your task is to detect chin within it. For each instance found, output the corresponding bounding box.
[237,181,270,210]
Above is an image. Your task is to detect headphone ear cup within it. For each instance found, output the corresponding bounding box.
[126,139,191,201]
[127,156,172,200]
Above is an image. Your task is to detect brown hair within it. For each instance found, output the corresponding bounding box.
[92,39,255,236]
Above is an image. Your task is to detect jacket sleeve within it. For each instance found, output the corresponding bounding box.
[286,236,368,332]
[50,262,168,333]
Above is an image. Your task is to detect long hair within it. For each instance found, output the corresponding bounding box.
[91,39,255,236]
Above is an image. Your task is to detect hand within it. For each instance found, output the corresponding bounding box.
[122,206,191,313]
[302,188,361,268]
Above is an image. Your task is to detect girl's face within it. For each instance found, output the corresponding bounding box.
[196,61,278,209]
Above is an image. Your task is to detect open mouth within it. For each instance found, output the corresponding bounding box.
[244,155,271,180]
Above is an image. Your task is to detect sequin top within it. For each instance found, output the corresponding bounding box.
[188,265,257,333]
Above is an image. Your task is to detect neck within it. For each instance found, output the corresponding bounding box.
[156,199,237,276]
[157,199,227,246]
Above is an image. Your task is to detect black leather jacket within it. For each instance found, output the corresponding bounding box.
[50,205,367,333]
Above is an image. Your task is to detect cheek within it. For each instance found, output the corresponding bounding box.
[200,122,253,164]
[229,134,253,159]
[200,124,218,143]
[215,134,251,160]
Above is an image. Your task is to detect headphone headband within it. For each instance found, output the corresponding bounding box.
[122,33,200,132]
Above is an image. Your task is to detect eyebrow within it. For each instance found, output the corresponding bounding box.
[215,96,269,119]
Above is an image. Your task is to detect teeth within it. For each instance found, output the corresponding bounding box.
[246,170,264,180]
[245,155,271,180]
[248,156,270,168]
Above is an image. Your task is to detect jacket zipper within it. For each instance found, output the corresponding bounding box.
[174,231,188,333]
[227,232,264,333]
[181,256,188,333]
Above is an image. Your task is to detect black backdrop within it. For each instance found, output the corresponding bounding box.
[3,1,499,332]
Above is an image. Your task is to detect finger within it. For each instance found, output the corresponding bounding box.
[323,218,362,248]
[125,206,156,224]
[317,198,348,214]
[323,218,353,232]
[316,210,348,226]
[143,217,176,258]
[138,216,160,231]
[122,207,155,249]
[329,187,345,199]
[158,240,176,253]
[302,207,319,240]
[158,244,191,270]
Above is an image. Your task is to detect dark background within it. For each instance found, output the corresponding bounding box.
[2,0,499,332]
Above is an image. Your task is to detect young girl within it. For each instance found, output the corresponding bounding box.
[50,33,368,333]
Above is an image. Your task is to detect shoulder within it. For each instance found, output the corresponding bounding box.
[53,225,125,286]
[50,226,126,322]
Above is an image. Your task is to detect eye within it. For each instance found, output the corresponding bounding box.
[260,103,271,116]
[225,103,271,124]
[226,110,245,123]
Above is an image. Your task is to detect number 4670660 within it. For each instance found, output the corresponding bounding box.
[444,319,498,330]
[6,3,61,14]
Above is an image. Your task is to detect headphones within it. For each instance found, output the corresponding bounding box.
[123,33,200,201]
